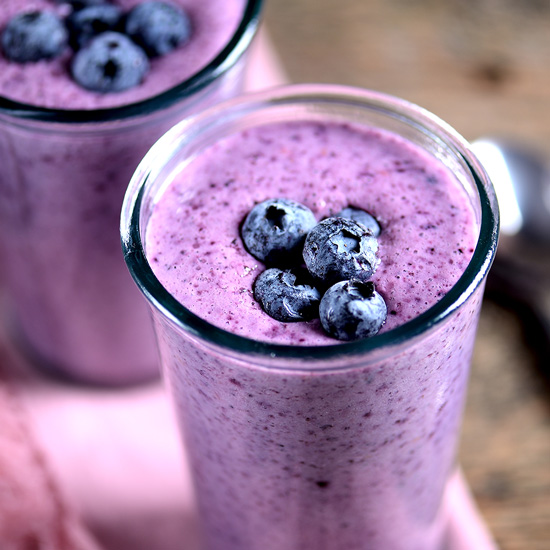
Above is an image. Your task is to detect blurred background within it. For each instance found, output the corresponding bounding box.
[264,1,550,549]
[265,0,550,153]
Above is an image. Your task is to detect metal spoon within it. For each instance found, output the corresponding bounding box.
[471,138,550,367]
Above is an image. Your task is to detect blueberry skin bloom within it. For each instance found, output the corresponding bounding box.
[303,217,379,286]
[125,1,192,57]
[71,32,149,93]
[67,5,124,50]
[254,268,321,322]
[241,199,317,266]
[338,206,381,237]
[319,280,387,341]
[1,11,68,63]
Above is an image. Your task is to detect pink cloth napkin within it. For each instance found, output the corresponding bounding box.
[0,32,498,550]
[5,348,498,550]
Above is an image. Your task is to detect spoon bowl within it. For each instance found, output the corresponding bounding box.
[471,138,550,245]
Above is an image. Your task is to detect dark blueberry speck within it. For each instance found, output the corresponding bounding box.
[254,268,321,322]
[125,1,192,57]
[71,32,149,93]
[1,11,68,63]
[67,5,124,50]
[55,0,108,9]
[338,206,381,237]
[319,280,387,341]
[241,198,317,266]
[303,217,379,286]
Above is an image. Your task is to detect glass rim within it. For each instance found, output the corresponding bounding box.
[121,83,500,361]
[0,0,263,124]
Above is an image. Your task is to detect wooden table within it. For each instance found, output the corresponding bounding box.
[264,2,550,549]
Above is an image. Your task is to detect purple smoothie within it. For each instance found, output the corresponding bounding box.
[122,87,498,549]
[146,121,477,343]
[0,0,260,385]
[0,0,245,109]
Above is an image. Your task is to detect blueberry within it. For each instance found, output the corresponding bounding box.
[67,5,124,50]
[125,1,192,58]
[303,217,379,286]
[338,206,381,237]
[319,280,387,341]
[1,11,68,63]
[71,32,149,93]
[241,199,317,266]
[254,268,321,322]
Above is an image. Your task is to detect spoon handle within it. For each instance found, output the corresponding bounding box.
[486,259,550,380]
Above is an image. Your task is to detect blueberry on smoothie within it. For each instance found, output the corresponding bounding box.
[71,31,149,93]
[1,11,68,63]
[241,199,317,266]
[125,1,192,57]
[338,206,381,237]
[254,268,321,322]
[319,280,387,340]
[303,217,379,286]
[67,5,124,50]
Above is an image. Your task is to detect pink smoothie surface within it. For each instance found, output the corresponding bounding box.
[146,120,479,345]
[0,0,245,109]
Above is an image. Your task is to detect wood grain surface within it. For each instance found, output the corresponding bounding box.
[264,1,550,549]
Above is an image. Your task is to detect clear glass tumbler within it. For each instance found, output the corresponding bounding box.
[0,0,263,386]
[121,85,499,549]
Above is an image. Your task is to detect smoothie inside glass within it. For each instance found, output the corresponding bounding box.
[0,0,263,385]
[121,85,499,549]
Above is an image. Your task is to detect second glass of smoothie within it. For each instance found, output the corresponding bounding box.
[0,0,262,385]
[122,85,499,549]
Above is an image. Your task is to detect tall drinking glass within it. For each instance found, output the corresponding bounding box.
[0,0,263,386]
[121,85,499,549]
